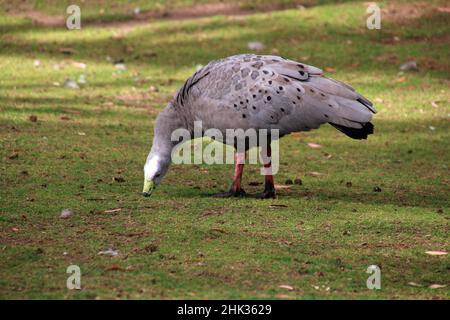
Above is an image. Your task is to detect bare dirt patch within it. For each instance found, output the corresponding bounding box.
[9,2,302,30]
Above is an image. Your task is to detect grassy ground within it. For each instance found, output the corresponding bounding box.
[0,0,449,299]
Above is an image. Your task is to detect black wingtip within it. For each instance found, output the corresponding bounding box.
[357,98,377,114]
[329,122,374,140]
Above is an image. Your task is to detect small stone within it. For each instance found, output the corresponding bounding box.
[247,41,265,51]
[373,186,382,192]
[60,209,73,219]
[114,63,127,71]
[285,179,293,185]
[64,79,80,89]
[294,178,303,185]
[399,61,418,72]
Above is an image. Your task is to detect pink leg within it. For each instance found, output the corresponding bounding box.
[231,152,245,192]
[213,151,246,197]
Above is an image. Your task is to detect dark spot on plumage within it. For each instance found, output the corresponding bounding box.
[251,70,259,80]
[276,91,280,94]
[297,64,304,69]
[252,94,256,98]
[328,104,333,108]
[297,96,301,100]
[299,71,305,76]
[234,104,237,108]
[246,99,249,103]
[240,101,244,105]
[292,101,296,104]
[258,89,262,93]
[281,108,285,112]
[321,93,326,97]
[310,89,315,93]
[267,96,272,101]
[268,80,272,84]
[242,114,247,118]
[263,70,269,74]
[324,114,329,118]
[264,90,268,94]
[252,106,256,110]
[279,86,283,90]
[296,88,301,92]
[283,77,290,82]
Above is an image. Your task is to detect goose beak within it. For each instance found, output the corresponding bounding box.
[142,180,155,197]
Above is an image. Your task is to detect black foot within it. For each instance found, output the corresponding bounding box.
[255,188,276,199]
[212,188,246,198]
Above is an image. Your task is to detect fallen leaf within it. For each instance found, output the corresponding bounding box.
[8,152,19,160]
[325,67,336,73]
[425,251,447,256]
[307,142,323,148]
[307,172,324,177]
[394,76,406,83]
[102,208,122,214]
[269,204,288,208]
[290,132,303,137]
[408,282,422,287]
[429,284,446,289]
[274,184,292,189]
[279,285,294,291]
[98,249,119,257]
[68,60,87,69]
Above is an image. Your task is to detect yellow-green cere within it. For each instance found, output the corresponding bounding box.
[142,180,155,196]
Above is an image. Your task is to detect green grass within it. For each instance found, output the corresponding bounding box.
[0,0,449,299]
